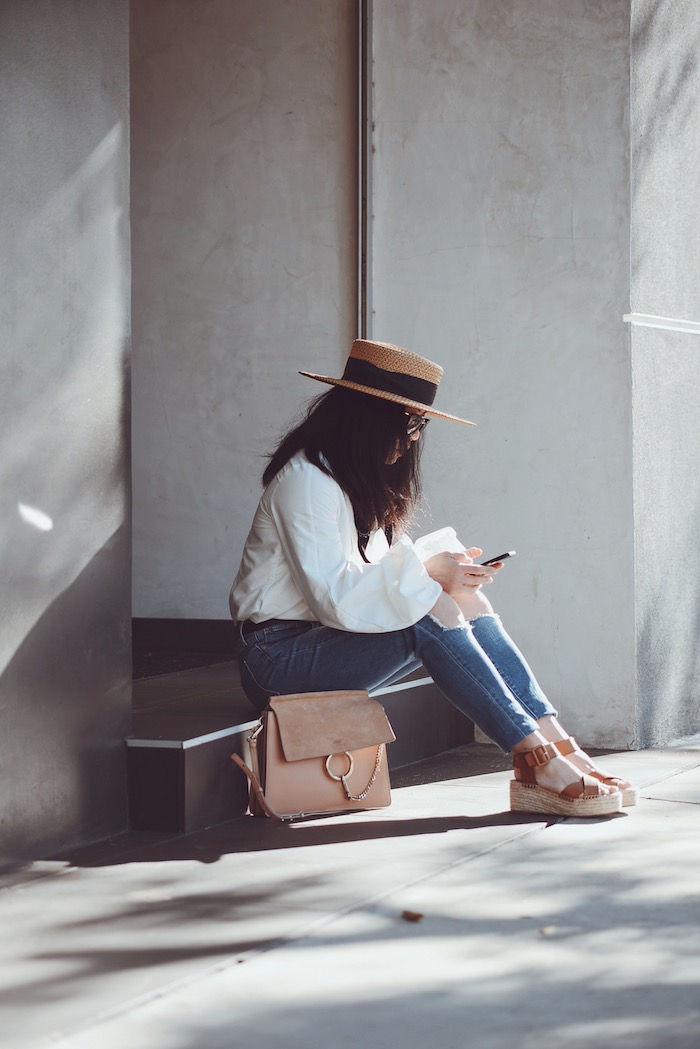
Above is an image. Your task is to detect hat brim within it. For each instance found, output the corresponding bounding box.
[298,372,476,426]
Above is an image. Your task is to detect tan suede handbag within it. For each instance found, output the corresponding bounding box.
[231,690,395,821]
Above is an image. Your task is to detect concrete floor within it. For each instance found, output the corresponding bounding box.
[3,737,700,1049]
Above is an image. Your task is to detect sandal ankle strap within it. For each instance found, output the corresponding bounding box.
[553,736,579,757]
[513,742,560,783]
[513,741,559,769]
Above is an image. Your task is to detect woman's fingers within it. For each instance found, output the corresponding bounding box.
[465,562,498,579]
[456,562,501,589]
[425,551,471,590]
[425,550,502,593]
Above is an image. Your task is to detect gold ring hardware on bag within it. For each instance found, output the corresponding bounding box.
[325,751,354,782]
[326,745,386,802]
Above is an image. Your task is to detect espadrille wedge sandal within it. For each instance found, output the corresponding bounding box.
[551,737,638,807]
[510,742,622,817]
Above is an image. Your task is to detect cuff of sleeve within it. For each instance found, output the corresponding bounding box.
[412,526,466,562]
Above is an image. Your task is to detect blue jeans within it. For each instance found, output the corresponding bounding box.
[237,613,557,752]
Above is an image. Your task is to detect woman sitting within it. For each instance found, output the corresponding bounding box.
[230,339,636,816]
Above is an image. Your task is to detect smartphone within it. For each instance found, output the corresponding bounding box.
[480,551,516,566]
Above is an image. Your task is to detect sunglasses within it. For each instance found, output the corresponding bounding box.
[406,413,430,435]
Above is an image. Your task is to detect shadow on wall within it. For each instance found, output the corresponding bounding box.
[0,0,132,866]
[630,1,700,744]
[631,0,699,295]
[0,524,132,868]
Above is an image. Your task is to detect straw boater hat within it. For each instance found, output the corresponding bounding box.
[299,339,476,425]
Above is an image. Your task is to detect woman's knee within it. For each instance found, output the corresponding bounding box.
[428,592,468,630]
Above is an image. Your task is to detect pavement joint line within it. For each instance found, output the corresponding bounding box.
[0,821,249,898]
[0,860,80,897]
[25,818,557,1049]
[636,755,700,789]
[638,794,700,806]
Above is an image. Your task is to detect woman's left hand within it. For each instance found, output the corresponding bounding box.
[451,558,501,594]
[450,546,502,592]
[425,547,501,594]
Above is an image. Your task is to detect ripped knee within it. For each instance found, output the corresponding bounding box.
[428,593,499,632]
[428,611,467,632]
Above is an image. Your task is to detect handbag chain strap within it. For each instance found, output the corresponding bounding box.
[327,743,385,802]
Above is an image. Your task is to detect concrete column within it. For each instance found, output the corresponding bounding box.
[0,0,131,861]
[630,0,700,744]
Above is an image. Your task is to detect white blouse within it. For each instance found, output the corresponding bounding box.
[230,452,464,633]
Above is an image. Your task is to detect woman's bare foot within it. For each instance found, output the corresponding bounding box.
[523,750,618,797]
[551,737,638,806]
[533,718,638,806]
[510,742,622,816]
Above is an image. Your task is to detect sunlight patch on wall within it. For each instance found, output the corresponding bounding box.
[18,502,53,532]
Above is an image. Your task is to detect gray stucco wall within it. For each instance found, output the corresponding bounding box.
[128,0,698,749]
[0,1,131,860]
[370,0,634,746]
[630,0,700,744]
[130,0,359,618]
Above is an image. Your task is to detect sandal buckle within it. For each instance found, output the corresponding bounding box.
[527,743,553,768]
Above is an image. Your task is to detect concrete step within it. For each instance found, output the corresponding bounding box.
[126,663,472,833]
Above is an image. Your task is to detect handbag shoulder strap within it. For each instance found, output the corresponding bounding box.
[231,726,286,821]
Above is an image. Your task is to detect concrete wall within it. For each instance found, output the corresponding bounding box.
[131,0,359,618]
[630,0,700,744]
[130,0,698,748]
[369,0,634,746]
[0,1,131,861]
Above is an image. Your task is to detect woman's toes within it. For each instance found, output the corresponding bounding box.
[557,741,633,791]
[552,740,637,805]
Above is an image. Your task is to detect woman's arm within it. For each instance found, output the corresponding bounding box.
[268,460,442,632]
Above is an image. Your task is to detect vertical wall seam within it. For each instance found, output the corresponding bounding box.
[358,0,372,339]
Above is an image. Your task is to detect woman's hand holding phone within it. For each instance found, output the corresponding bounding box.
[425,547,502,594]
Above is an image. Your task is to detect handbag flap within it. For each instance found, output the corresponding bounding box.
[269,690,395,762]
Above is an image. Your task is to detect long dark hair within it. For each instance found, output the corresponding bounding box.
[263,386,424,538]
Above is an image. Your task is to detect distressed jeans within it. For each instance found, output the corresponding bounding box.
[237,612,557,752]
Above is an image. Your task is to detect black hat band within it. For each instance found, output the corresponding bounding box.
[343,357,438,406]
